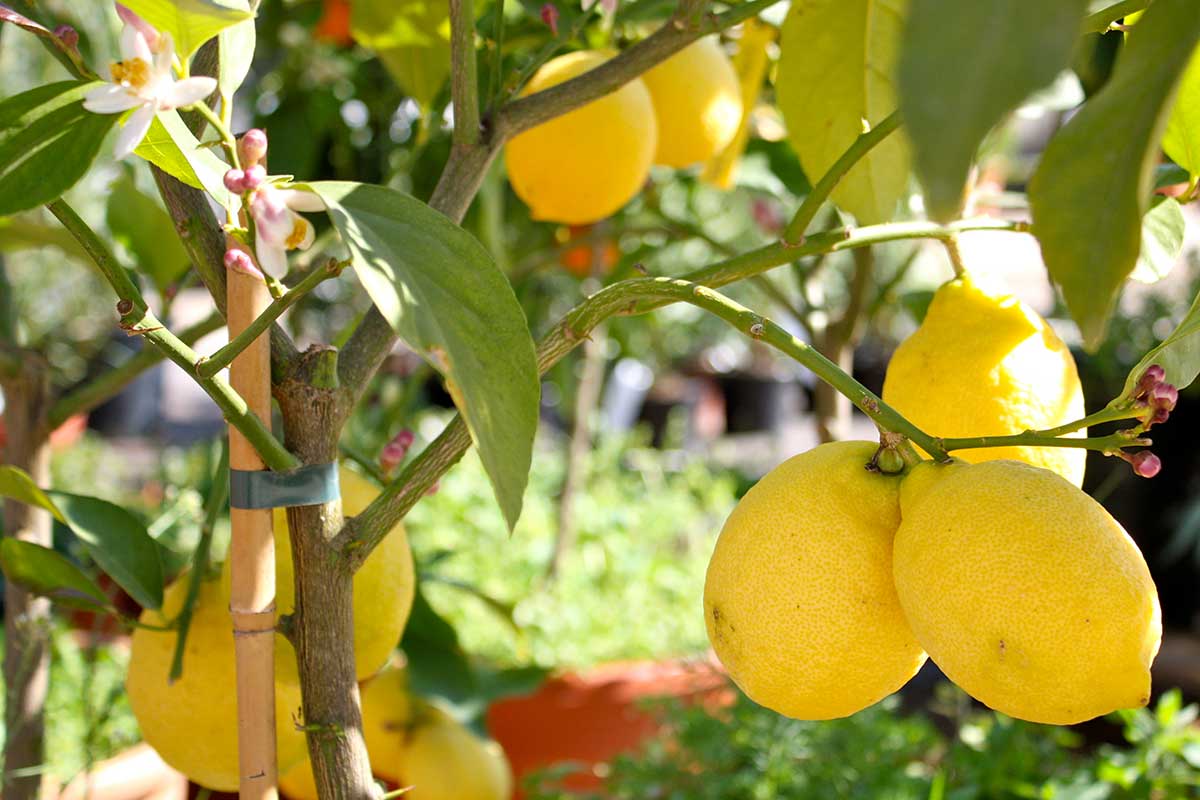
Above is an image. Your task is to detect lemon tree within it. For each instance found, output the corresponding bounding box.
[5,0,1200,797]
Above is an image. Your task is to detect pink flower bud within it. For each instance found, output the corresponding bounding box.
[541,3,559,34]
[752,198,784,234]
[241,164,266,191]
[1152,382,1178,411]
[239,129,268,166]
[1130,451,1162,478]
[224,247,263,279]
[1142,364,1166,385]
[1150,407,1171,426]
[223,168,246,193]
[379,429,416,473]
[54,25,79,50]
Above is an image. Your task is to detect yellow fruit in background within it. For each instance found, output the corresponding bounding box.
[127,575,308,792]
[397,707,513,800]
[641,36,742,168]
[893,460,1162,725]
[279,757,320,800]
[882,274,1087,486]
[360,666,415,778]
[505,50,657,224]
[703,441,926,720]
[274,465,415,682]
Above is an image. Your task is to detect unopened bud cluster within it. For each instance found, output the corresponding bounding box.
[379,429,416,474]
[222,129,269,194]
[1131,364,1178,429]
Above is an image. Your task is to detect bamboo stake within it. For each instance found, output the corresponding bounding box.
[227,267,279,800]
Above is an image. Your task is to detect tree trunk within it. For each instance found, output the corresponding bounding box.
[2,360,52,800]
[278,353,377,799]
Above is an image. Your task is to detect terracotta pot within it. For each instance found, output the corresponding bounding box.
[487,657,732,798]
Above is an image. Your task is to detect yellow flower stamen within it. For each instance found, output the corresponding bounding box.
[110,58,151,89]
[285,218,309,250]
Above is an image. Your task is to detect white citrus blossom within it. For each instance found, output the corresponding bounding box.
[249,185,325,278]
[83,6,217,159]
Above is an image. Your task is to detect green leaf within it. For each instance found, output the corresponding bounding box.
[777,0,910,225]
[134,111,233,207]
[119,0,252,61]
[0,81,117,217]
[1029,0,1200,349]
[106,173,191,292]
[1116,287,1200,402]
[898,0,1089,221]
[0,540,110,610]
[310,181,538,530]
[1162,45,1200,174]
[46,491,164,611]
[1131,196,1185,284]
[400,584,480,718]
[350,0,451,108]
[0,466,64,523]
[218,16,257,98]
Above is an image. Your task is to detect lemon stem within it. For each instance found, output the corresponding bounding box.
[783,110,902,244]
[449,0,481,147]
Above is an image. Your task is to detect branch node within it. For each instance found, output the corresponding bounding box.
[748,321,765,338]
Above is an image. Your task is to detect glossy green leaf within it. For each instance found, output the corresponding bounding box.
[47,491,164,611]
[777,0,910,224]
[1117,288,1200,402]
[1162,46,1200,174]
[0,81,117,217]
[310,181,539,530]
[218,16,256,98]
[0,540,110,610]
[350,0,451,108]
[0,466,64,523]
[135,111,233,208]
[898,0,1088,220]
[1029,0,1200,349]
[106,173,191,292]
[119,0,252,60]
[1131,196,1185,284]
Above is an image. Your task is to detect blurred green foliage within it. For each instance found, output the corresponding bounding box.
[527,688,1200,800]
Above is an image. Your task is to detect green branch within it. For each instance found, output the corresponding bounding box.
[449,0,481,146]
[48,312,224,427]
[196,260,345,379]
[45,200,299,472]
[941,432,1147,454]
[784,111,902,242]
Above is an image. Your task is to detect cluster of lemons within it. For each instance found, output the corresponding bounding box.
[126,467,510,798]
[505,36,743,225]
[704,275,1162,725]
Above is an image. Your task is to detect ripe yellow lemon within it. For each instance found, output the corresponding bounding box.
[127,574,308,791]
[505,50,657,224]
[360,667,512,799]
[893,459,1162,725]
[360,665,415,778]
[279,757,320,800]
[396,706,513,800]
[640,37,742,168]
[268,465,415,682]
[882,274,1087,486]
[703,441,926,719]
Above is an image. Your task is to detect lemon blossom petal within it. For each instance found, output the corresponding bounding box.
[163,77,217,110]
[121,24,153,66]
[255,242,289,278]
[84,84,142,114]
[115,105,156,159]
[116,3,160,51]
[279,190,325,213]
